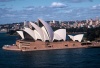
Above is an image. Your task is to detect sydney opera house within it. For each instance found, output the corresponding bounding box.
[17,19,66,42]
[2,19,90,51]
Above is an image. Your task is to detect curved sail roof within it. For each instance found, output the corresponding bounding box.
[38,19,54,42]
[16,31,24,39]
[30,22,44,41]
[34,30,42,40]
[41,26,49,41]
[17,19,67,42]
[74,34,84,42]
[68,34,84,42]
[23,27,36,40]
[68,35,74,41]
[54,29,66,41]
[53,33,62,40]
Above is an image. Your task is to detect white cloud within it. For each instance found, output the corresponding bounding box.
[92,4,100,9]
[61,0,93,3]
[51,2,67,8]
[1,3,100,23]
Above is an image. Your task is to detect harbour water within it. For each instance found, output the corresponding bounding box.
[0,33,100,68]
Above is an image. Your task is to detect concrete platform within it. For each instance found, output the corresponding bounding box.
[3,40,99,51]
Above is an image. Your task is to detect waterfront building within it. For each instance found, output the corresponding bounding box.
[4,19,99,51]
[17,19,66,42]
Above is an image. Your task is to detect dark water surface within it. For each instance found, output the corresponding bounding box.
[0,33,100,68]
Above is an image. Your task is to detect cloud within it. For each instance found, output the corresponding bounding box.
[92,4,100,9]
[61,0,93,3]
[1,2,100,23]
[51,2,67,8]
[0,0,15,2]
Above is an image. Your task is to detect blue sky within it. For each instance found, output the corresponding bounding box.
[0,0,100,24]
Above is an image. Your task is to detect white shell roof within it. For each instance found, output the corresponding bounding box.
[68,34,84,42]
[34,30,42,40]
[54,29,66,41]
[68,35,74,41]
[41,26,49,41]
[38,19,54,42]
[17,19,67,42]
[16,31,24,39]
[30,22,44,41]
[53,33,62,40]
[23,27,36,40]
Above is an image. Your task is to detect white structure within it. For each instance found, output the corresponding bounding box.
[17,19,66,42]
[68,34,84,42]
[30,22,44,41]
[16,31,24,39]
[23,27,36,40]
[38,19,54,42]
[53,20,55,23]
[53,29,66,41]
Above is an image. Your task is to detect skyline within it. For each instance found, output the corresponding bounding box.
[0,0,100,24]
